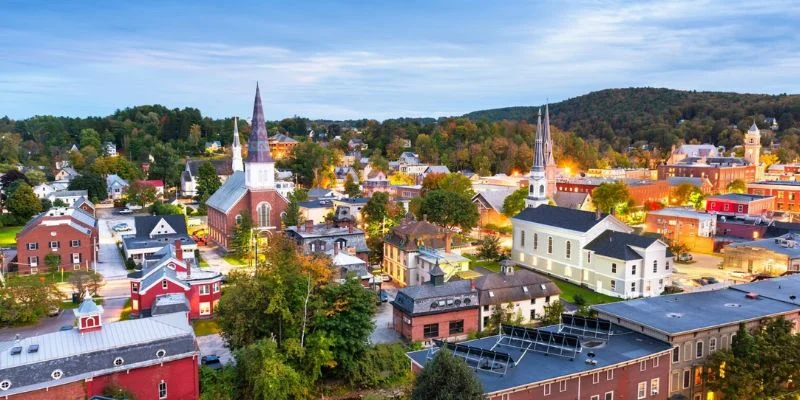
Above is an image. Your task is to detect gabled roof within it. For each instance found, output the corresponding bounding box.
[513,204,607,233]
[552,191,590,210]
[133,215,188,238]
[185,159,234,177]
[585,230,662,261]
[424,165,450,174]
[472,191,512,212]
[106,174,128,188]
[475,269,560,305]
[49,189,88,198]
[205,171,248,213]
[269,133,298,144]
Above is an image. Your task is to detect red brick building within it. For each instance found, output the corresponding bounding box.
[556,178,669,206]
[268,133,299,160]
[657,161,756,193]
[0,295,199,399]
[15,207,97,275]
[128,240,223,319]
[391,266,480,343]
[705,193,774,216]
[748,180,800,213]
[206,84,289,251]
[644,208,717,252]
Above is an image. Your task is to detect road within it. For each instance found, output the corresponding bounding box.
[370,282,401,344]
[671,252,746,292]
[94,207,133,279]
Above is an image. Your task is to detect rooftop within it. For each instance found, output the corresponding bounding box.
[285,223,365,238]
[750,180,800,187]
[706,193,774,202]
[407,324,671,395]
[726,234,800,258]
[648,207,715,220]
[392,280,478,316]
[512,204,609,233]
[585,230,662,261]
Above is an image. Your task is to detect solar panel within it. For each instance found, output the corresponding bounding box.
[560,314,612,339]
[28,344,39,353]
[9,346,22,355]
[496,324,582,361]
[429,340,513,376]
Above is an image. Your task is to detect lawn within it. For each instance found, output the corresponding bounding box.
[222,254,247,266]
[0,226,22,247]
[465,254,502,273]
[119,298,133,321]
[551,278,620,305]
[198,254,210,268]
[9,271,74,285]
[193,319,221,336]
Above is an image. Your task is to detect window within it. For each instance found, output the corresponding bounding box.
[671,371,681,392]
[199,302,211,315]
[27,242,38,250]
[611,263,617,273]
[737,205,744,213]
[587,252,591,264]
[213,282,220,293]
[156,349,166,358]
[666,260,670,270]
[450,319,464,335]
[709,337,717,353]
[256,202,271,228]
[653,356,659,368]
[530,309,537,320]
[158,380,167,399]
[682,369,691,389]
[566,241,571,259]
[51,369,63,380]
[534,233,538,250]
[721,335,728,349]
[632,265,636,275]
[547,237,553,254]
[696,340,704,358]
[559,380,567,392]
[630,282,636,292]
[114,357,124,366]
[592,372,600,384]
[29,256,39,266]
[694,366,703,385]
[0,380,10,391]
[132,299,138,310]
[162,279,168,289]
[591,396,600,400]
[132,283,138,293]
[651,378,659,395]
[71,240,80,247]
[653,260,658,273]
[545,296,550,303]
[605,391,614,400]
[520,230,525,247]
[640,360,646,371]
[610,280,616,291]
[543,383,551,396]
[72,253,81,264]
[50,241,59,249]
[607,369,614,380]
[199,285,210,295]
[637,382,646,399]
[423,323,439,338]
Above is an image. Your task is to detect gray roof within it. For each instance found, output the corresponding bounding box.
[285,224,369,255]
[246,84,274,163]
[106,174,128,188]
[392,280,479,316]
[706,193,774,203]
[185,159,234,177]
[123,215,195,251]
[307,187,336,199]
[648,208,714,220]
[475,269,560,305]
[0,312,196,397]
[425,165,450,174]
[730,274,800,306]
[513,204,607,232]
[407,324,672,395]
[472,191,511,212]
[666,176,709,187]
[298,199,336,209]
[585,230,660,261]
[152,294,191,316]
[49,189,88,198]
[552,191,589,209]
[593,287,800,335]
[726,234,800,258]
[205,171,248,213]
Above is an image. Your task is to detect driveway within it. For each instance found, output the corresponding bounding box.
[370,282,402,344]
[197,333,233,365]
[95,208,133,279]
[198,245,241,276]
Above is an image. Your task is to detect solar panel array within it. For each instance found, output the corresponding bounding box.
[496,324,582,361]
[430,340,514,375]
[560,314,612,339]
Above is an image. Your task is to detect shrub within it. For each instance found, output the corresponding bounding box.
[573,294,587,307]
[346,344,413,389]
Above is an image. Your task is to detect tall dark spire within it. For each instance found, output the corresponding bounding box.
[247,83,274,163]
[543,103,555,166]
[532,108,545,171]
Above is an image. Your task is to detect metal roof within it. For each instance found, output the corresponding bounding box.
[246,84,274,163]
[585,230,661,261]
[512,204,609,233]
[205,171,248,213]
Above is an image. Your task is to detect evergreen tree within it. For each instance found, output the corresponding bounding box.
[195,161,221,213]
[6,182,42,221]
[230,212,253,259]
[282,191,304,227]
[411,349,484,400]
[343,174,361,198]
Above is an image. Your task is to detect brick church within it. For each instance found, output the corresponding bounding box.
[206,84,289,251]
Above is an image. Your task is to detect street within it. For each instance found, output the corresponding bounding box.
[370,282,401,344]
[671,252,745,292]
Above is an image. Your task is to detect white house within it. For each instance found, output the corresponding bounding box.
[33,183,56,199]
[48,190,89,206]
[106,174,129,200]
[104,142,117,157]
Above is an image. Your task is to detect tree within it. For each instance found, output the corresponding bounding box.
[79,128,102,151]
[477,235,502,261]
[502,187,528,218]
[760,153,779,169]
[421,173,447,196]
[69,271,104,296]
[388,172,415,185]
[282,191,304,227]
[0,278,61,325]
[343,174,361,198]
[369,153,389,173]
[149,143,181,189]
[418,190,479,232]
[68,173,108,203]
[673,183,701,205]
[411,349,484,400]
[484,302,524,332]
[195,161,222,213]
[24,170,46,185]
[229,213,253,259]
[6,182,42,220]
[541,301,565,325]
[149,202,184,215]
[235,338,309,400]
[53,198,67,208]
[438,173,475,198]
[591,181,630,214]
[124,180,158,206]
[45,253,62,272]
[362,191,401,264]
[726,179,746,194]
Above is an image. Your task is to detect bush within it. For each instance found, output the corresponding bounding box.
[345,344,413,389]
[573,294,587,307]
[125,257,137,271]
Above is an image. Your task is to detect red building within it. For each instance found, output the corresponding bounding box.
[15,207,98,275]
[0,295,199,400]
[391,266,480,343]
[705,193,774,216]
[129,240,222,320]
[206,85,289,251]
[556,178,669,206]
[658,162,756,193]
[748,180,800,213]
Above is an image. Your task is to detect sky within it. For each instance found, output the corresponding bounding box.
[1,0,799,121]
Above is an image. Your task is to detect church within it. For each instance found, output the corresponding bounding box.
[206,85,289,251]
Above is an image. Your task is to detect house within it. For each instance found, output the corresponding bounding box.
[332,251,373,286]
[644,208,716,252]
[106,174,129,200]
[415,246,470,285]
[275,180,295,199]
[705,193,774,216]
[205,85,289,251]
[334,166,360,186]
[666,176,714,195]
[362,170,390,196]
[666,143,720,164]
[383,216,467,287]
[180,159,235,198]
[307,187,341,201]
[475,261,561,330]
[104,141,117,157]
[122,215,197,264]
[140,180,165,198]
[268,133,299,160]
[298,199,336,225]
[15,207,98,275]
[0,294,199,400]
[594,276,800,399]
[721,233,800,275]
[47,189,89,207]
[472,190,514,227]
[204,141,222,153]
[407,317,671,400]
[285,220,369,262]
[748,180,800,213]
[391,265,480,343]
[511,205,671,298]
[556,178,669,207]
[54,167,80,182]
[552,191,593,211]
[348,138,368,151]
[128,240,223,319]
[398,152,420,165]
[32,183,55,199]
[417,165,450,184]
[74,196,96,217]
[392,184,423,200]
[332,197,368,223]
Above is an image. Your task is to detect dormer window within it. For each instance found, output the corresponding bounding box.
[131,283,138,293]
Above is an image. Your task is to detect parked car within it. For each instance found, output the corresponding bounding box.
[118,208,134,215]
[59,324,73,331]
[48,306,60,317]
[201,355,223,371]
[677,253,693,263]
[113,223,131,232]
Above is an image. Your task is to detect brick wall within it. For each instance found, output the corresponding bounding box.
[86,356,199,400]
[16,224,96,275]
[7,379,85,400]
[393,307,479,342]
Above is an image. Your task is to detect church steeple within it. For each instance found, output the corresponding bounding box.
[244,83,276,190]
[231,116,244,172]
[526,109,548,208]
[543,103,557,198]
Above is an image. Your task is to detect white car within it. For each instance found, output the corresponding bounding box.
[118,208,133,215]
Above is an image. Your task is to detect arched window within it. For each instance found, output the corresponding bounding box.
[257,202,271,228]
[539,185,544,195]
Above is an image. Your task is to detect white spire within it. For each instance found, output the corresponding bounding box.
[231,116,244,172]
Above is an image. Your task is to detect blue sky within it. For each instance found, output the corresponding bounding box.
[1,0,798,120]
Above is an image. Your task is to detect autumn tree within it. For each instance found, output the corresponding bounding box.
[124,180,158,206]
[591,181,631,214]
[673,183,702,205]
[726,179,746,194]
[418,190,479,232]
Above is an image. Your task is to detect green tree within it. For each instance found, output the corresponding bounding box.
[438,173,475,197]
[673,183,700,205]
[69,271,105,296]
[591,181,631,214]
[24,170,46,185]
[418,190,479,232]
[369,153,389,173]
[6,182,42,220]
[541,300,565,325]
[124,180,158,206]
[79,128,102,151]
[229,213,253,259]
[149,143,181,190]
[44,253,62,272]
[343,174,361,198]
[477,235,502,261]
[52,198,67,207]
[149,202,184,215]
[195,161,222,213]
[726,179,746,194]
[411,349,484,400]
[362,191,401,264]
[282,191,304,227]
[0,277,61,325]
[687,190,705,210]
[68,173,108,203]
[421,173,447,196]
[502,187,528,218]
[236,338,308,400]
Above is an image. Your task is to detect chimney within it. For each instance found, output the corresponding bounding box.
[422,214,428,222]
[595,208,602,221]
[174,239,183,261]
[445,231,452,254]
[470,278,476,290]
[305,219,314,233]
[334,244,339,256]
